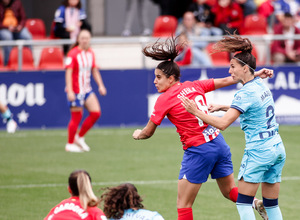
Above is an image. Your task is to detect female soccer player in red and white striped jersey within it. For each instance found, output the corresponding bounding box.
[65,29,106,152]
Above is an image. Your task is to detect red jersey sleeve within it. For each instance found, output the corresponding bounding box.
[150,94,170,125]
[89,49,98,69]
[65,49,76,69]
[193,79,215,93]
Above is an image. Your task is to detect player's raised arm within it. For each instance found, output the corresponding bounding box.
[213,68,273,90]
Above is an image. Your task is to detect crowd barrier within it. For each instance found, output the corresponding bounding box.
[2,34,300,70]
[0,66,299,130]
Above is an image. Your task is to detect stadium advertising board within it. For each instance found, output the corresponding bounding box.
[0,66,299,129]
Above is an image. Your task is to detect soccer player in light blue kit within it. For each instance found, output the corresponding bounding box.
[100,183,164,220]
[181,34,286,220]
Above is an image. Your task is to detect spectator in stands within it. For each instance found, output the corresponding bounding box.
[235,0,257,16]
[271,12,300,64]
[211,0,244,35]
[151,0,193,20]
[100,183,164,220]
[44,170,107,220]
[274,0,300,22]
[187,0,223,36]
[175,32,192,66]
[257,0,276,29]
[80,0,87,13]
[176,11,212,66]
[54,0,91,54]
[0,0,32,66]
[65,29,106,153]
[0,101,17,133]
[121,0,152,37]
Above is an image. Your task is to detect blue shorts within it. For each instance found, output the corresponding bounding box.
[67,91,93,108]
[179,133,233,184]
[238,141,286,183]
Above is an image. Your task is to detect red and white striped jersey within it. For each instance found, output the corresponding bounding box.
[44,196,107,220]
[150,79,220,150]
[65,46,97,94]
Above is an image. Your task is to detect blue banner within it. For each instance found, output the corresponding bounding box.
[0,66,300,129]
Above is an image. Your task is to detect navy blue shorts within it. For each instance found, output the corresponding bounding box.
[67,91,93,108]
[179,133,233,184]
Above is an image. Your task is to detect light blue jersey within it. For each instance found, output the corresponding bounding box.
[231,77,282,149]
[231,77,286,183]
[110,209,164,220]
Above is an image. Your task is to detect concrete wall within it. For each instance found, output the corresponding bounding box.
[21,0,159,36]
[105,0,159,36]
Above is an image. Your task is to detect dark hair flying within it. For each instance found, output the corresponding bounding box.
[213,33,256,74]
[142,37,181,81]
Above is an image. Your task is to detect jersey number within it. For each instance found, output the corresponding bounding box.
[266,105,275,129]
[194,95,208,127]
[259,105,275,139]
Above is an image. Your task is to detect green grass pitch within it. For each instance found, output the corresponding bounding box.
[0,125,299,219]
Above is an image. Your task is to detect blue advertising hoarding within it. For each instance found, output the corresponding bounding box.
[0,66,300,130]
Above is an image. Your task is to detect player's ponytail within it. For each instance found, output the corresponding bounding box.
[213,33,256,74]
[69,170,99,210]
[142,37,181,81]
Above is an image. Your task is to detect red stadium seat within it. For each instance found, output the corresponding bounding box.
[0,51,7,71]
[206,43,230,66]
[49,21,58,39]
[25,18,47,39]
[7,47,35,70]
[0,51,4,67]
[38,47,64,70]
[152,15,178,37]
[241,14,268,35]
[205,0,216,6]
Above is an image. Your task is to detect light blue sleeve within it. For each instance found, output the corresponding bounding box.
[230,90,254,114]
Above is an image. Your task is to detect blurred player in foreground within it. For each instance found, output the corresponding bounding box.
[65,29,107,153]
[0,102,17,133]
[132,37,273,220]
[44,169,107,220]
[100,183,164,219]
[182,34,285,220]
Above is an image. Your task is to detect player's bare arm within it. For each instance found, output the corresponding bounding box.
[208,104,230,113]
[133,120,157,140]
[65,68,75,101]
[92,68,107,96]
[214,68,273,90]
[181,97,240,131]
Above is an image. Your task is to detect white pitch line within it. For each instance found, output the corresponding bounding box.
[0,176,299,189]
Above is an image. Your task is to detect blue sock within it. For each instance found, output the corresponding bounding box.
[1,109,12,122]
[263,198,282,220]
[236,193,255,220]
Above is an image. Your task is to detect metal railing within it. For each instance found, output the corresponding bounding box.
[0,34,299,71]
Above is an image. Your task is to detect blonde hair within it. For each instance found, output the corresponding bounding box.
[69,170,99,210]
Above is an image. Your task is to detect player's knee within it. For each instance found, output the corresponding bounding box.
[70,111,83,125]
[90,111,101,121]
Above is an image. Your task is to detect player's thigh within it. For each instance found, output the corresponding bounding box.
[84,93,100,112]
[177,179,202,208]
[70,106,83,112]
